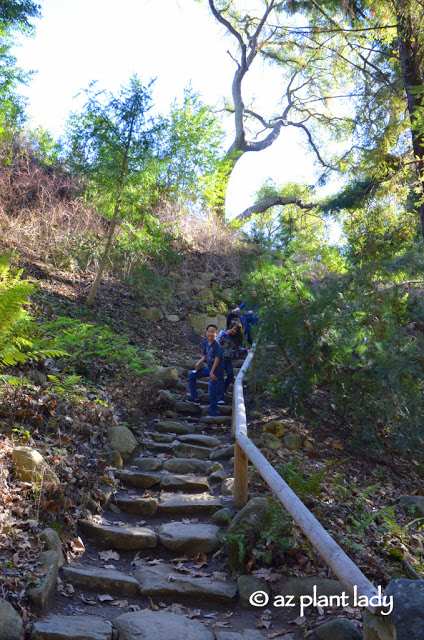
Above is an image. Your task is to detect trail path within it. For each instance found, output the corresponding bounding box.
[32,359,302,640]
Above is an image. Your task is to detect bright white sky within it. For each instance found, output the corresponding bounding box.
[14,0,325,222]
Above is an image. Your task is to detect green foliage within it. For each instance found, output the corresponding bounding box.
[275,458,326,501]
[42,316,149,378]
[225,499,293,571]
[0,256,66,377]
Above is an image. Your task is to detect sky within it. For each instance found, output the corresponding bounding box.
[13,0,326,224]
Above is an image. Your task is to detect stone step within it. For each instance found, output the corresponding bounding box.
[78,520,157,550]
[147,432,175,443]
[176,433,221,447]
[201,404,232,416]
[132,457,162,471]
[200,415,232,425]
[32,615,113,640]
[210,445,235,460]
[115,470,161,488]
[61,566,139,596]
[160,473,210,492]
[157,522,220,553]
[144,441,174,454]
[134,563,237,603]
[173,443,213,459]
[174,401,203,415]
[116,495,159,516]
[163,458,214,475]
[158,492,221,514]
[113,610,215,640]
[154,420,195,435]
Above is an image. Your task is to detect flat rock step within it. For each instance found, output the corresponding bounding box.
[172,433,221,447]
[173,443,213,459]
[160,473,210,492]
[163,458,213,474]
[202,404,232,416]
[158,492,221,514]
[144,441,174,453]
[115,470,161,488]
[200,415,232,425]
[134,563,237,603]
[154,420,195,434]
[132,457,162,471]
[174,401,202,415]
[61,566,139,596]
[116,495,159,516]
[158,522,220,553]
[32,615,113,640]
[78,519,156,550]
[114,610,215,640]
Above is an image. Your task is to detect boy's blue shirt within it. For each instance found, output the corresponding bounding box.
[203,339,224,375]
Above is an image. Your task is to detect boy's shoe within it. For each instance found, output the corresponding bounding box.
[185,396,200,405]
[217,400,225,405]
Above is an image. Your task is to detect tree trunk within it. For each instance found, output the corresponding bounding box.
[86,205,119,308]
[396,0,424,235]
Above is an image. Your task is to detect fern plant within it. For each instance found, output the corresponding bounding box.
[0,256,66,383]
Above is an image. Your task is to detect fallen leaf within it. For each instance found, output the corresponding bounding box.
[98,594,114,602]
[99,550,120,561]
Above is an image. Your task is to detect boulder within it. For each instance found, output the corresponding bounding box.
[12,446,59,485]
[108,425,137,459]
[314,619,362,640]
[229,497,276,536]
[398,495,424,518]
[283,433,303,450]
[0,600,22,640]
[260,432,282,450]
[108,449,123,468]
[140,307,163,322]
[212,507,233,525]
[151,367,179,390]
[385,579,424,639]
[187,313,226,335]
[197,289,214,305]
[237,575,270,608]
[166,314,180,322]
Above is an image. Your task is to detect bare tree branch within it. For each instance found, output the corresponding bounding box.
[237,195,317,221]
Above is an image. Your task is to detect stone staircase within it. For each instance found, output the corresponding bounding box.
[31,359,283,640]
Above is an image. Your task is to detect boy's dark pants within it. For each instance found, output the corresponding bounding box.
[188,367,224,414]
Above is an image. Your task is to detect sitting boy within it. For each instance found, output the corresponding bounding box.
[185,324,224,417]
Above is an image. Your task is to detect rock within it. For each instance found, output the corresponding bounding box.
[385,579,424,639]
[164,410,179,419]
[12,446,59,485]
[174,443,213,459]
[27,550,59,612]
[32,615,113,640]
[263,420,285,436]
[314,618,362,640]
[200,272,215,282]
[216,633,273,640]
[208,461,225,473]
[210,470,227,482]
[40,528,65,568]
[108,426,137,459]
[150,432,174,443]
[132,457,163,471]
[115,470,161,489]
[0,599,22,640]
[156,389,175,405]
[196,289,214,305]
[155,420,195,435]
[163,458,213,474]
[210,445,235,460]
[221,288,233,301]
[188,313,226,334]
[177,433,221,447]
[108,449,123,468]
[166,314,180,322]
[237,575,270,608]
[277,577,349,601]
[229,497,275,536]
[398,496,424,518]
[158,523,220,553]
[151,367,179,390]
[260,432,282,450]
[117,496,159,516]
[221,478,234,496]
[283,433,303,450]
[159,492,221,514]
[113,609,214,640]
[160,474,210,492]
[62,566,139,596]
[144,442,174,454]
[175,401,202,415]
[78,520,156,550]
[169,271,182,281]
[135,563,237,603]
[140,307,163,322]
[212,508,233,525]
[200,415,232,425]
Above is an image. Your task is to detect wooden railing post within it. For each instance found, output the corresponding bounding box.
[233,441,248,508]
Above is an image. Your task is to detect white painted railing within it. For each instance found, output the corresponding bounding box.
[231,343,393,628]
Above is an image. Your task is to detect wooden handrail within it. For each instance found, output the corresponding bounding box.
[232,344,382,615]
